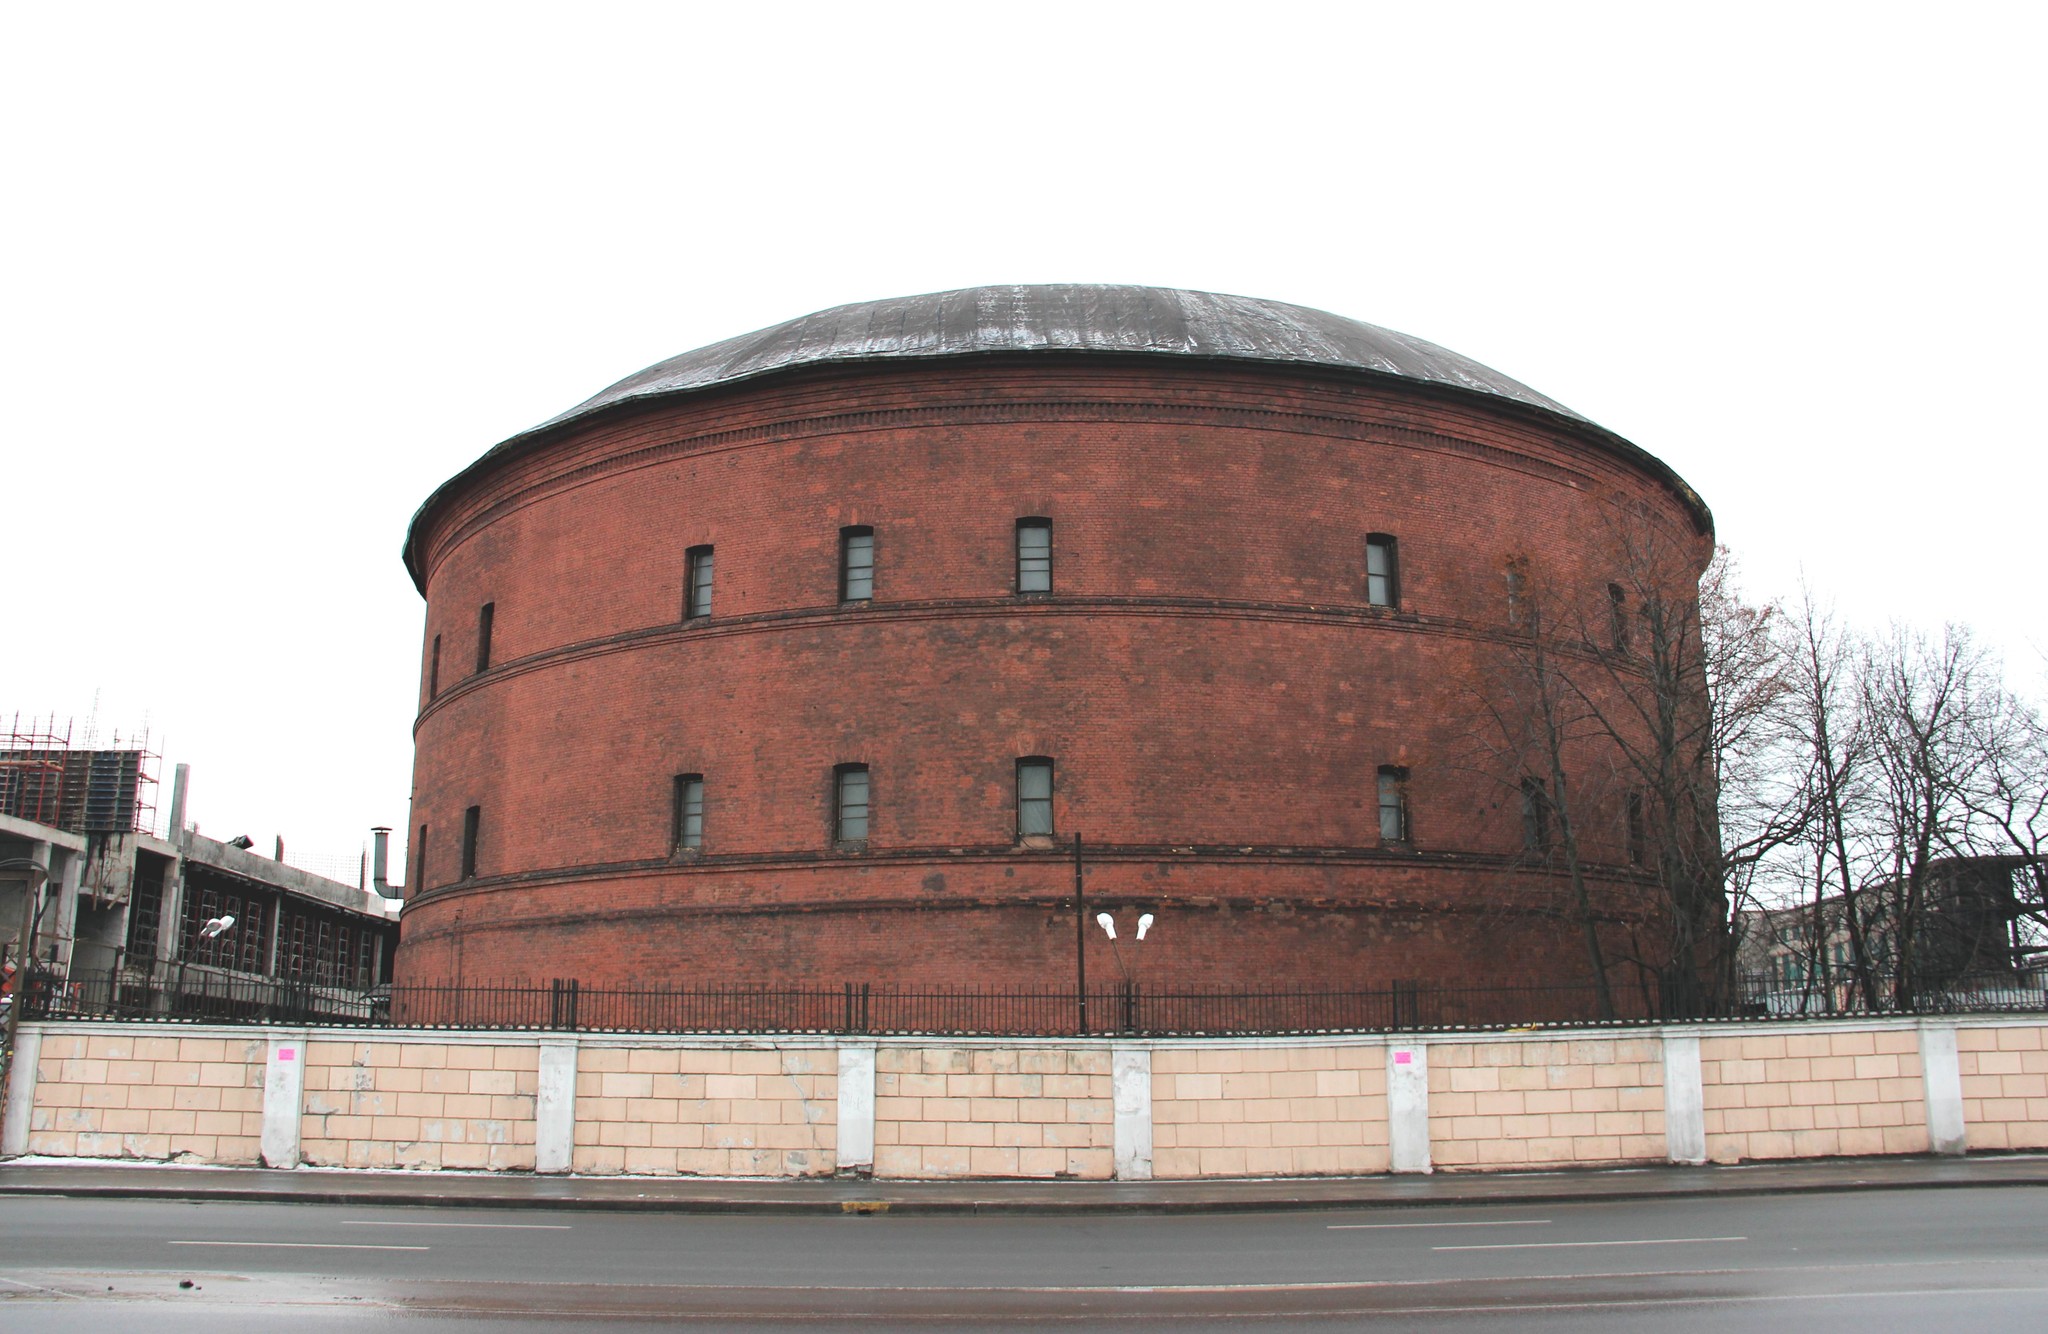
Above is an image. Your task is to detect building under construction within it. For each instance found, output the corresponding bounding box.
[1,714,399,1017]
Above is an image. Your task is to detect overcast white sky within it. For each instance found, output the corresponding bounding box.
[4,3,2042,881]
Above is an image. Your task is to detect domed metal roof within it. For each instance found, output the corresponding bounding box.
[534,283,1589,432]
[407,285,1710,590]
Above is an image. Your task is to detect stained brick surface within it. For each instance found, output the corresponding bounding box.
[1699,1028,1930,1161]
[872,1046,1111,1179]
[1956,1024,2048,1150]
[1429,1036,1666,1167]
[26,1031,266,1164]
[568,1045,836,1177]
[300,1039,540,1171]
[1151,1043,1390,1177]
[396,357,1709,990]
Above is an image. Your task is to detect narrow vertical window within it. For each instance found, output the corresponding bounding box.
[415,824,428,891]
[840,526,875,602]
[672,773,705,853]
[685,545,715,619]
[460,805,480,880]
[1608,583,1630,652]
[834,764,870,846]
[428,634,442,701]
[1504,560,1528,628]
[1625,790,1645,866]
[1016,518,1052,595]
[1365,534,1400,608]
[1377,765,1410,843]
[475,603,494,673]
[1017,757,1055,840]
[1520,778,1552,852]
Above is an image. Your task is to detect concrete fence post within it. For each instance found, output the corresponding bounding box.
[1662,1034,1706,1164]
[1112,1045,1153,1181]
[535,1040,580,1174]
[1387,1043,1430,1173]
[836,1044,876,1175]
[2,1025,42,1156]
[261,1031,308,1168]
[1919,1022,1966,1156]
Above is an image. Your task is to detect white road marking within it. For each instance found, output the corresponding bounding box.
[1330,1219,1550,1230]
[168,1240,430,1251]
[341,1220,572,1229]
[1436,1235,1748,1251]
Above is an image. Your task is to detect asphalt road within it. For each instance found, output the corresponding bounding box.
[2,1187,2042,1330]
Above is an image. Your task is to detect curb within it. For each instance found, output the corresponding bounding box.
[3,1156,2045,1216]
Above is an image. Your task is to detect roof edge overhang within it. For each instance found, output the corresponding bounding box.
[401,351,1713,594]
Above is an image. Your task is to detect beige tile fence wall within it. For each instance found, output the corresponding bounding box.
[570,1045,836,1176]
[24,1031,265,1164]
[873,1047,1111,1179]
[1429,1036,1666,1169]
[1699,1028,1928,1161]
[8,1018,2047,1179]
[1152,1044,1389,1178]
[300,1040,540,1171]
[1956,1025,2048,1151]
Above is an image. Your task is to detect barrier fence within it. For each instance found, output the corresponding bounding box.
[12,963,2045,1036]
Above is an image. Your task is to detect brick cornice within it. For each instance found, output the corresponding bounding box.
[396,842,1654,920]
[397,880,1652,947]
[416,394,1610,596]
[413,596,1648,732]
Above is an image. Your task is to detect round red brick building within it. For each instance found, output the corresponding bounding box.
[396,285,1713,1009]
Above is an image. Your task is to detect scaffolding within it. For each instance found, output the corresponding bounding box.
[0,712,159,836]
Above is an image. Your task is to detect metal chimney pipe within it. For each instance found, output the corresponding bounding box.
[371,827,395,896]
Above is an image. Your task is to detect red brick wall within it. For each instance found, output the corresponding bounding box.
[397,356,1707,992]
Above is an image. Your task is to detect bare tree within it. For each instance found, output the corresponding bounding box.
[1857,624,2000,1006]
[1454,490,1843,1019]
[1456,562,1622,1020]
[1750,606,2048,1013]
[1766,591,1885,1011]
[1512,500,1814,1016]
[1958,687,2048,954]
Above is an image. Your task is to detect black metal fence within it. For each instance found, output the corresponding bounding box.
[21,962,381,1027]
[18,963,2046,1037]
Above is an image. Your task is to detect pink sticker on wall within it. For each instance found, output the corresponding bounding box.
[1393,1051,1413,1065]
[278,1048,296,1061]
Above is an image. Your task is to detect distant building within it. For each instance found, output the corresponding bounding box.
[1,722,398,1017]
[1738,855,2044,1009]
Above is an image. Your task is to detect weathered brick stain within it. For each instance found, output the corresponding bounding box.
[398,357,1706,990]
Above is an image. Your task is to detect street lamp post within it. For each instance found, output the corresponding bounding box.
[1,856,53,1119]
[1073,832,1087,1037]
[172,914,237,1019]
[1093,909,1158,1032]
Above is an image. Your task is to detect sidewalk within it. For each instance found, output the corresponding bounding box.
[2,1153,2044,1215]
